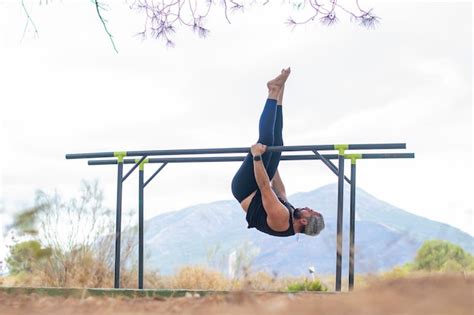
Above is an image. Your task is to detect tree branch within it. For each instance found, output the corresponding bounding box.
[19,0,380,49]
[93,0,119,53]
[21,0,39,42]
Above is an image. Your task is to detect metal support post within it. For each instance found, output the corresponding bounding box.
[114,153,125,288]
[335,145,346,292]
[349,159,357,291]
[138,165,145,289]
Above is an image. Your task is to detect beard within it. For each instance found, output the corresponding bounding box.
[293,208,303,219]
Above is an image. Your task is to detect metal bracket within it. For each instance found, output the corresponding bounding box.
[144,163,168,188]
[313,150,351,184]
[122,155,148,182]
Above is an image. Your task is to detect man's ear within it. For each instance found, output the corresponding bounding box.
[300,218,308,225]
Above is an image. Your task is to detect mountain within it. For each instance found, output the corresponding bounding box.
[140,184,473,276]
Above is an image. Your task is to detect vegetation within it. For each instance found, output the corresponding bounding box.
[5,240,52,275]
[19,1,380,51]
[381,240,474,280]
[4,180,137,288]
[286,279,328,292]
[171,266,229,290]
[413,240,474,272]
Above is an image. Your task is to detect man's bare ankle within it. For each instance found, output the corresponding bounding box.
[268,90,280,100]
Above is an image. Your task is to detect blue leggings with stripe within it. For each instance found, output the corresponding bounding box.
[231,98,283,203]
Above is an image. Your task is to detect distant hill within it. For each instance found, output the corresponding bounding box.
[140,184,473,276]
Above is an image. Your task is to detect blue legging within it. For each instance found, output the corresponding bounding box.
[231,98,283,202]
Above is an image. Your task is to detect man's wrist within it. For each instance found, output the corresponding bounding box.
[253,155,262,161]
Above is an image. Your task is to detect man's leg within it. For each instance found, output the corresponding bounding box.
[266,84,285,180]
[231,69,290,202]
[230,98,278,202]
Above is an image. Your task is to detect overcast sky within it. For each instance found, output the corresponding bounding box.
[0,0,472,261]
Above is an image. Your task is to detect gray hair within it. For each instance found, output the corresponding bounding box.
[304,215,325,236]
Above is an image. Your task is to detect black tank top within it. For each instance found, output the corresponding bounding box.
[245,190,295,237]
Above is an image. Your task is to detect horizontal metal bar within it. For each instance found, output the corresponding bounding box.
[360,153,415,159]
[66,143,407,160]
[87,153,415,165]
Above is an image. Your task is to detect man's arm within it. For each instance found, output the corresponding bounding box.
[271,170,287,202]
[251,144,289,229]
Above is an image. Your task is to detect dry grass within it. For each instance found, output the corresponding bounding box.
[1,264,329,292]
[168,266,230,290]
[5,255,472,293]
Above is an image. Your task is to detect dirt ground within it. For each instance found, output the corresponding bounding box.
[1,275,473,315]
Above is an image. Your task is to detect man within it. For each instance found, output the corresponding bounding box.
[231,67,325,237]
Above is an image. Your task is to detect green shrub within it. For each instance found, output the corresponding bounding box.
[413,240,474,272]
[6,240,52,275]
[382,240,474,278]
[286,279,328,292]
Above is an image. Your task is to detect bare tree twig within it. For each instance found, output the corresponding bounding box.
[93,0,119,53]
[21,0,39,42]
[19,0,380,49]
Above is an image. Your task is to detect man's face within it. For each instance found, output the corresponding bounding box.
[296,207,325,236]
[298,207,321,218]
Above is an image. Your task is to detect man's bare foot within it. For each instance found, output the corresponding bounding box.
[267,67,291,91]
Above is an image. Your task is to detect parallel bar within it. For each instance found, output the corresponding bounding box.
[360,153,415,159]
[349,162,356,291]
[66,143,407,159]
[144,163,168,188]
[114,162,124,289]
[335,155,344,292]
[88,153,415,165]
[313,150,351,184]
[138,169,144,289]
